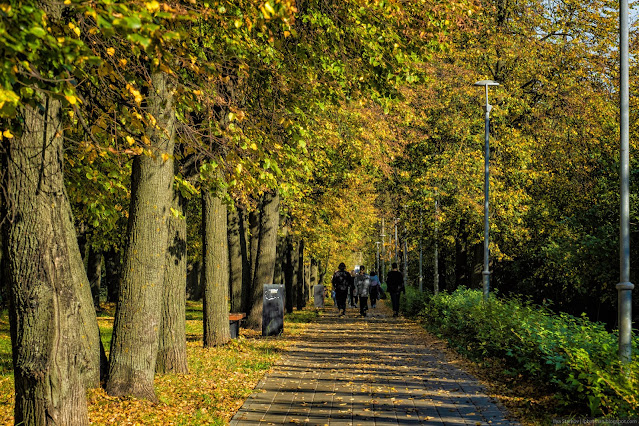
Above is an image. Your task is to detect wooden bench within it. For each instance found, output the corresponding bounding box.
[229,313,246,339]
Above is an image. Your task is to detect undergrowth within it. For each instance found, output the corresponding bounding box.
[403,287,639,419]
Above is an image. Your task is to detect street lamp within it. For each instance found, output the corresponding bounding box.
[618,0,634,364]
[434,196,439,296]
[375,241,381,276]
[380,218,386,283]
[474,79,499,302]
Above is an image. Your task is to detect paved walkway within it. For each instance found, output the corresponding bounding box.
[230,301,518,425]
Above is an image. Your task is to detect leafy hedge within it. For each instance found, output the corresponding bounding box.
[406,287,639,417]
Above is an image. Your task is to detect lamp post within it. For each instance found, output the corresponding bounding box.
[394,218,399,264]
[375,241,381,276]
[618,0,634,364]
[474,79,499,302]
[434,196,439,295]
[380,218,386,283]
[419,213,424,293]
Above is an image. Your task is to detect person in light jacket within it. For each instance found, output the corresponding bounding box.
[369,270,381,308]
[354,265,371,317]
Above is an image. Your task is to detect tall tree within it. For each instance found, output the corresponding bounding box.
[202,188,231,346]
[228,206,250,313]
[2,88,90,425]
[107,72,176,401]
[156,190,188,374]
[284,235,297,314]
[246,191,280,328]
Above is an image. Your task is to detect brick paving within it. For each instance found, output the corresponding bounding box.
[230,301,518,425]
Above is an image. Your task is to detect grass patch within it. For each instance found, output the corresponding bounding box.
[0,301,315,424]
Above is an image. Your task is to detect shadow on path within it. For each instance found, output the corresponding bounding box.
[230,301,519,425]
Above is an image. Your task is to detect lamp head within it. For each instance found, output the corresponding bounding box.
[474,80,500,87]
[474,80,499,109]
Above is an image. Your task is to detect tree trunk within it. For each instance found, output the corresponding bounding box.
[310,258,318,291]
[0,211,6,308]
[273,221,287,285]
[2,93,90,423]
[246,191,280,329]
[87,245,102,308]
[107,72,175,401]
[104,247,120,303]
[156,192,188,374]
[284,237,297,314]
[318,259,328,287]
[248,207,260,290]
[304,260,311,302]
[186,261,202,301]
[455,234,468,288]
[202,189,231,346]
[228,207,249,313]
[296,239,305,310]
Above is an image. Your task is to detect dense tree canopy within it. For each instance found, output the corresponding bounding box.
[1,0,638,421]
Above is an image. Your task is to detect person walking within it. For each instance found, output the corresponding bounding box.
[368,270,381,308]
[348,269,358,308]
[331,262,351,316]
[386,262,404,317]
[354,265,371,317]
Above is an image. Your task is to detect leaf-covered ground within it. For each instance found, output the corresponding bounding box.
[0,302,315,425]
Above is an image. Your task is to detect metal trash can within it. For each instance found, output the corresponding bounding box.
[262,284,284,336]
[314,285,325,308]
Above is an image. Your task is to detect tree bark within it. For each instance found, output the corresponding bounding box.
[104,247,120,303]
[2,93,90,423]
[273,221,287,286]
[87,245,102,308]
[228,206,249,313]
[284,237,297,314]
[246,191,280,329]
[310,258,318,291]
[202,189,231,346]
[107,72,175,401]
[304,260,311,302]
[156,191,188,374]
[296,239,305,310]
[186,261,202,301]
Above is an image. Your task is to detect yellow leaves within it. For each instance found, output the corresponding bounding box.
[64,95,78,105]
[125,84,143,105]
[161,153,170,162]
[106,47,115,56]
[68,22,80,37]
[2,129,14,139]
[0,88,19,117]
[145,0,160,12]
[126,136,135,145]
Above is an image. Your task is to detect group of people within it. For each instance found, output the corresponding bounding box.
[331,262,405,317]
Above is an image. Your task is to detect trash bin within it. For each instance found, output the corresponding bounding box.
[314,285,325,308]
[262,284,284,336]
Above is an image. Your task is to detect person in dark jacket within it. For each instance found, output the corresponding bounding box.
[386,262,404,317]
[331,262,352,316]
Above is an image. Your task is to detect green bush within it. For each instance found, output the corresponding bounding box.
[412,287,639,418]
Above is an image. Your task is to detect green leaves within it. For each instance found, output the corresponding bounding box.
[419,288,639,418]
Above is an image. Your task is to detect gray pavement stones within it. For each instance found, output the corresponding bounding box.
[230,302,519,426]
